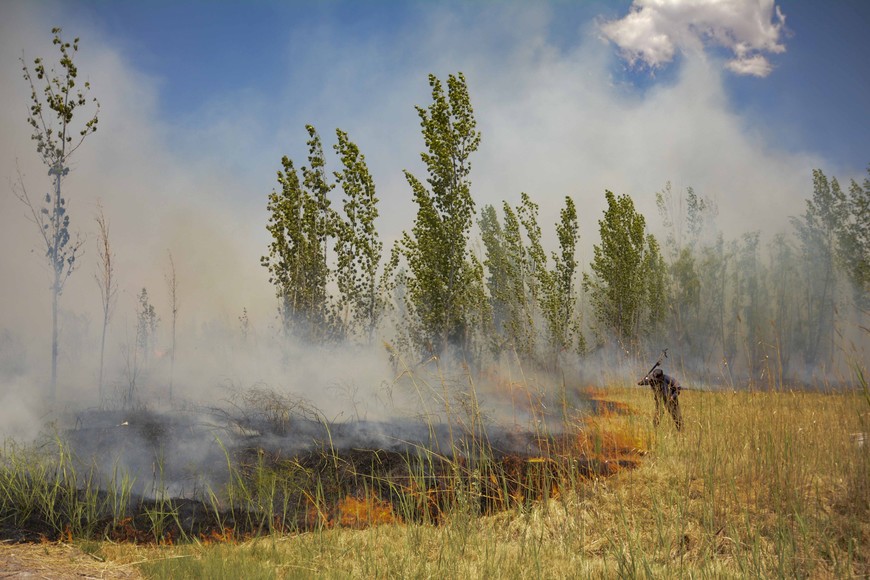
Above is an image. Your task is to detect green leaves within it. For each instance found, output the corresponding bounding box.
[18,28,98,289]
[262,128,335,341]
[584,190,664,347]
[263,127,385,344]
[333,129,384,342]
[22,28,99,169]
[837,167,870,312]
[479,193,585,365]
[789,170,842,364]
[399,72,484,357]
[539,196,581,358]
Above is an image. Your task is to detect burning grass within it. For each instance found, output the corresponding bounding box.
[0,385,644,546]
[2,377,868,578]
[63,382,866,579]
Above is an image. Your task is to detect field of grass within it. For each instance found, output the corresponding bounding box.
[9,381,862,579]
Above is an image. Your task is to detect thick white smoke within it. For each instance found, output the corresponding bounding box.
[0,1,858,441]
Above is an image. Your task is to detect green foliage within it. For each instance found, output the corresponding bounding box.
[479,193,587,364]
[653,167,864,378]
[23,27,100,169]
[399,72,484,357]
[539,196,584,360]
[478,204,510,346]
[790,170,846,366]
[837,167,870,312]
[516,193,548,357]
[583,190,664,347]
[655,182,716,260]
[735,232,767,377]
[20,27,100,294]
[333,129,385,342]
[501,201,537,358]
[261,126,337,342]
[655,183,720,366]
[668,246,699,345]
[642,234,667,334]
[479,199,543,361]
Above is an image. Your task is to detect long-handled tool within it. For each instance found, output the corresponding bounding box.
[641,348,668,383]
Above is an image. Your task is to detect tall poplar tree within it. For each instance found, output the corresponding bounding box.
[539,196,583,360]
[479,200,539,360]
[333,129,384,342]
[262,126,336,342]
[655,183,720,362]
[478,204,510,346]
[399,72,483,357]
[837,167,869,314]
[14,28,99,402]
[790,170,846,367]
[502,201,537,358]
[583,191,665,347]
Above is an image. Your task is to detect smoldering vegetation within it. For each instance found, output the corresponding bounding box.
[0,30,866,554]
[0,359,643,543]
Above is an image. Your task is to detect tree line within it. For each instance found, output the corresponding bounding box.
[261,72,868,384]
[15,30,868,405]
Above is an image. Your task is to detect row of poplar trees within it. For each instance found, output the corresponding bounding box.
[653,172,868,383]
[263,71,868,380]
[262,72,668,371]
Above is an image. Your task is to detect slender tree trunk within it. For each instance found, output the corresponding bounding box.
[51,282,58,403]
[166,251,178,402]
[50,172,62,404]
[170,348,175,398]
[98,319,107,404]
[169,317,176,401]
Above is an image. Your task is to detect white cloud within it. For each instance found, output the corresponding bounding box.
[726,53,773,76]
[601,0,786,77]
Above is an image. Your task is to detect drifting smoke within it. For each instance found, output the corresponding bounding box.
[0,0,865,476]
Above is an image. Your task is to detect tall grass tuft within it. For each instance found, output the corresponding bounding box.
[0,437,134,540]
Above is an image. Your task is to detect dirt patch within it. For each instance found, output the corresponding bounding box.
[0,541,142,579]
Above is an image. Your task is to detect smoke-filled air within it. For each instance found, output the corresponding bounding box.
[0,1,867,576]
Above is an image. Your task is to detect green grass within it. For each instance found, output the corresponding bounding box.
[0,437,135,540]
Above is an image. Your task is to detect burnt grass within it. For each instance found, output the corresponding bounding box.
[0,403,641,544]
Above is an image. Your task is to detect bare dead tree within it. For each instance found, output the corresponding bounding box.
[94,200,116,405]
[165,251,178,401]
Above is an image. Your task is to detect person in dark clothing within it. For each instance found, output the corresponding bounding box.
[638,368,682,430]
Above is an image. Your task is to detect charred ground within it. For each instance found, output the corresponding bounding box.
[0,386,643,544]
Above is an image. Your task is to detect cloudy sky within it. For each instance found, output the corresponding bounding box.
[1,0,868,358]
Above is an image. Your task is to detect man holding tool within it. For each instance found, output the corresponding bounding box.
[638,349,683,431]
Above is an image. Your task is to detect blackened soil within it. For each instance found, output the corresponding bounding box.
[1,408,641,543]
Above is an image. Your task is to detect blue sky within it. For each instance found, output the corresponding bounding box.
[1,0,869,338]
[66,0,870,171]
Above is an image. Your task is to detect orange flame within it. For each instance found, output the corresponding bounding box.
[335,494,399,528]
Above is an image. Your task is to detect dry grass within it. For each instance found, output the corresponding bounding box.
[0,540,142,579]
[77,384,869,579]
